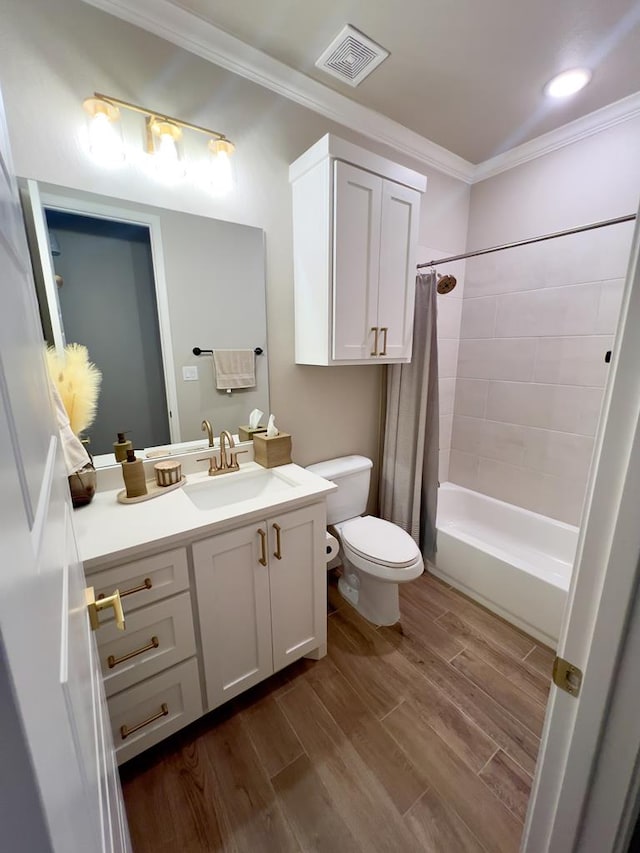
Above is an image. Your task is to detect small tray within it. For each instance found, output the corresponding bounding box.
[117,476,186,504]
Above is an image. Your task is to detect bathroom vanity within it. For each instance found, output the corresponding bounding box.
[75,461,334,764]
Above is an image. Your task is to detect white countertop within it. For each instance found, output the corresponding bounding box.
[75,461,336,572]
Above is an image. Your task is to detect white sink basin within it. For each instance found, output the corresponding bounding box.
[183,468,297,511]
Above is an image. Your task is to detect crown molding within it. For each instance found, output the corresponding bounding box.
[78,0,640,187]
[79,0,476,183]
[473,90,640,183]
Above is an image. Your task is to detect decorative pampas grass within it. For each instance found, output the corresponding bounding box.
[46,344,102,436]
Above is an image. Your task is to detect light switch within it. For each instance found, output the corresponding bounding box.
[182,365,199,381]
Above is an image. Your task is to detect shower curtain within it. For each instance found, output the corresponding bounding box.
[380,271,439,560]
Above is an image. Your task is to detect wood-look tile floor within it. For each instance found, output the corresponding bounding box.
[120,571,555,853]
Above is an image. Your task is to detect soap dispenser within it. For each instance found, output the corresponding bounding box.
[113,431,133,463]
[121,448,148,498]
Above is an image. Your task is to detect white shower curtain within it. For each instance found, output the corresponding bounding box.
[379,271,439,559]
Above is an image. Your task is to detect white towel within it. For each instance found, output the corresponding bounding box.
[212,349,256,390]
[49,378,92,474]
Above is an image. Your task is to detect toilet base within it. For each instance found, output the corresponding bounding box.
[338,572,401,626]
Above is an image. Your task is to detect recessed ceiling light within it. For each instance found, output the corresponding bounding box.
[544,68,592,99]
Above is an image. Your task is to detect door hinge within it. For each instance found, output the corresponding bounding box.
[553,656,583,697]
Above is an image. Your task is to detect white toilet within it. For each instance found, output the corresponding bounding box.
[307,455,424,626]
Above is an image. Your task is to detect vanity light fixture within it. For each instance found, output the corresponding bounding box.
[82,93,235,191]
[544,68,592,99]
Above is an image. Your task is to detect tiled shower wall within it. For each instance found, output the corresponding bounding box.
[449,221,634,526]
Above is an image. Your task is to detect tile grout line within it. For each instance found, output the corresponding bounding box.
[476,746,500,776]
[474,757,529,827]
[378,698,405,722]
[400,784,431,819]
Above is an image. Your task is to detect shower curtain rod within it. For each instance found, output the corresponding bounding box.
[417,213,637,269]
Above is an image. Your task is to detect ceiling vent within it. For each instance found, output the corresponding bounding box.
[315,25,389,87]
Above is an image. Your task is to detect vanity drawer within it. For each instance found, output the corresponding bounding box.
[97,592,196,697]
[108,657,202,765]
[90,548,189,614]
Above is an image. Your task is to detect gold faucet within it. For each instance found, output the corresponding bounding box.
[201,419,214,447]
[198,430,247,477]
[218,430,234,471]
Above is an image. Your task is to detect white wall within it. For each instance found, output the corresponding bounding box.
[0,0,470,494]
[451,117,640,524]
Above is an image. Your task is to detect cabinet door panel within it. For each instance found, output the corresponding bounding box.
[333,161,382,360]
[378,180,421,360]
[268,504,326,671]
[193,525,273,710]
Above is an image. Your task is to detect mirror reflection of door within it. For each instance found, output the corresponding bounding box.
[43,209,170,455]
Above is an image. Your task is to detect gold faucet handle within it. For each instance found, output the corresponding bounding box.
[230,449,249,469]
[197,454,220,473]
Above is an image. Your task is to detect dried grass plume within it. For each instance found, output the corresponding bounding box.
[46,344,102,436]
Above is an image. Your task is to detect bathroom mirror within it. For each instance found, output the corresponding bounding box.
[21,180,269,466]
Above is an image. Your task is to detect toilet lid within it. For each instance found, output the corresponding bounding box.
[341,516,421,568]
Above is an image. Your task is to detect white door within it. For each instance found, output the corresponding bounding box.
[193,523,273,710]
[268,504,327,671]
[377,179,421,360]
[0,90,129,852]
[523,210,640,851]
[332,160,382,360]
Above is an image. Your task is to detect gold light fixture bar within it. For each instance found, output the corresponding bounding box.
[92,91,234,149]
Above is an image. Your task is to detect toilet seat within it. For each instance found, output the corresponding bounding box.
[341,516,420,568]
[335,516,424,583]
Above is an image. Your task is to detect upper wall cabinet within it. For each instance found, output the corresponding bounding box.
[290,135,427,365]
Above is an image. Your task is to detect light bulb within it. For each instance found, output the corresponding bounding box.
[544,68,592,99]
[83,98,124,166]
[208,139,235,195]
[147,119,185,181]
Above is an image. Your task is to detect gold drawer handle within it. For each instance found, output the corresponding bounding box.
[86,587,125,632]
[108,636,159,669]
[98,577,152,601]
[120,703,168,740]
[273,523,282,560]
[257,528,267,566]
[370,326,379,357]
[379,327,388,356]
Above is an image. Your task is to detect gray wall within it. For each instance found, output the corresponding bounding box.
[49,214,170,454]
[450,117,640,525]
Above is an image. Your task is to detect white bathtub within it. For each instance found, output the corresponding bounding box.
[433,482,578,646]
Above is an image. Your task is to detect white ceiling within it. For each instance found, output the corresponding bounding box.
[165,0,640,164]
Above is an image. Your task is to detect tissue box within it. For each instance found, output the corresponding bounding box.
[238,424,267,442]
[253,432,292,468]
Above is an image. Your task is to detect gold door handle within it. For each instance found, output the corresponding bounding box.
[86,587,126,632]
[370,327,379,357]
[257,528,267,566]
[379,327,388,356]
[108,636,159,669]
[273,523,282,560]
[99,577,152,600]
[120,703,168,740]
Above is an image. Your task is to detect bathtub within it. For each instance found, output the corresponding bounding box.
[433,482,578,647]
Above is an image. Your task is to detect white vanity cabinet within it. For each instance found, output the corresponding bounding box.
[79,462,333,764]
[290,134,426,366]
[193,502,327,711]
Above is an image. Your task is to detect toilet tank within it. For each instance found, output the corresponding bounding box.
[306,455,373,525]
